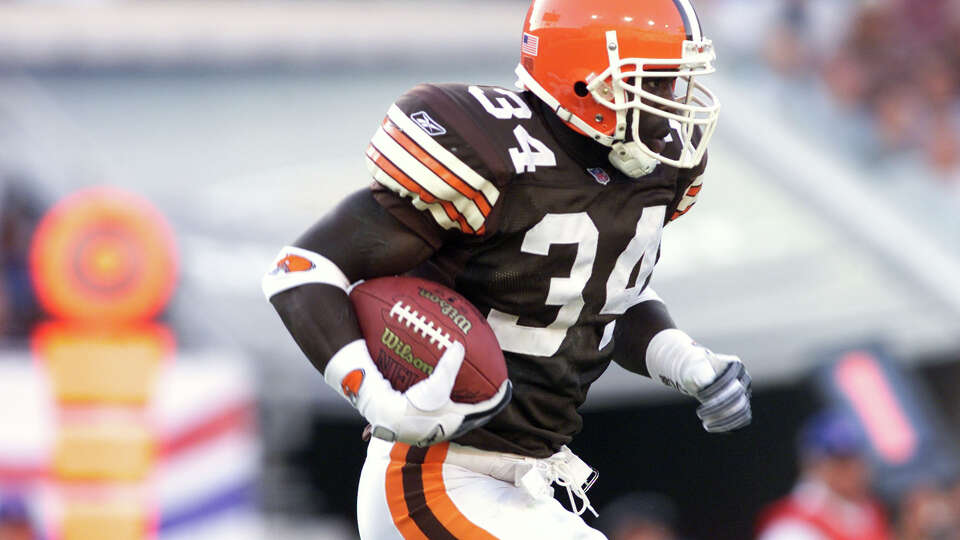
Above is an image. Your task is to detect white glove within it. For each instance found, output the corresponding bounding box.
[646,329,752,433]
[324,339,511,447]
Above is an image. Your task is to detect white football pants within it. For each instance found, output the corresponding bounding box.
[357,438,607,539]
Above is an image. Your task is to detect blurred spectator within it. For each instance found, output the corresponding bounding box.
[871,83,923,154]
[0,176,44,339]
[756,411,892,540]
[951,479,960,532]
[897,483,959,540]
[764,0,817,79]
[925,115,960,175]
[596,492,683,540]
[0,495,34,540]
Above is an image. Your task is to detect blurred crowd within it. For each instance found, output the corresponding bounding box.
[599,411,960,540]
[765,0,960,179]
[0,176,44,341]
[757,411,960,540]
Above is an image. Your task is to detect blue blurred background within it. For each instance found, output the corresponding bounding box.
[1,1,959,539]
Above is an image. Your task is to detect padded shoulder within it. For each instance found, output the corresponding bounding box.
[365,83,521,235]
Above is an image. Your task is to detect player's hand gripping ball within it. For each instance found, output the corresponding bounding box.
[350,276,509,405]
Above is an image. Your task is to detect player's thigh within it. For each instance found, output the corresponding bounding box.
[358,439,605,540]
[442,464,606,540]
[357,440,403,540]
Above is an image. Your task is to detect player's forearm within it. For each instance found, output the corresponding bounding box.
[611,298,676,377]
[263,189,437,373]
[270,284,363,374]
[614,298,751,432]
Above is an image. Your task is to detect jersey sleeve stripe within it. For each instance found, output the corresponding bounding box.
[366,146,471,233]
[670,203,695,221]
[371,127,487,231]
[387,105,500,207]
[366,155,472,235]
[365,147,474,234]
[382,118,493,217]
[670,177,702,221]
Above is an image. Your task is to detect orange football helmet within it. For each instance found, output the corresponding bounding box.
[516,0,719,171]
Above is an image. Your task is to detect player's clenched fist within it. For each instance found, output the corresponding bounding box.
[324,339,511,447]
[693,356,752,433]
[646,329,752,433]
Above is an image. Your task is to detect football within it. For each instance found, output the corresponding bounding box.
[349,276,508,404]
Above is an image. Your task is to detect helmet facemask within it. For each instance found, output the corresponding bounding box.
[516,26,720,177]
[588,30,719,172]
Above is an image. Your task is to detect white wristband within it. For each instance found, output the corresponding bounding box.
[323,339,406,437]
[645,329,716,394]
[324,340,380,403]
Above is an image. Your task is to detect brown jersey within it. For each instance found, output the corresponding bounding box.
[367,83,706,458]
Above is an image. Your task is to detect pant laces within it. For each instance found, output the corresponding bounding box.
[526,447,599,518]
[553,469,598,517]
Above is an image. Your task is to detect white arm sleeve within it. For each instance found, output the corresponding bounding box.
[261,246,351,300]
[645,328,717,394]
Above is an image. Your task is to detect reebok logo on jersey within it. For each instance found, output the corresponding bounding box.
[271,253,315,274]
[381,327,434,376]
[410,111,447,137]
[587,167,612,185]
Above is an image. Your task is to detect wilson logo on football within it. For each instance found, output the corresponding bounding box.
[341,369,365,405]
[418,288,472,335]
[380,327,434,376]
[272,254,315,274]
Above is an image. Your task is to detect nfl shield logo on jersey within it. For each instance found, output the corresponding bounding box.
[586,168,612,185]
[411,111,447,137]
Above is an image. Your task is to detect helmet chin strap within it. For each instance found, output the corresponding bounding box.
[608,140,659,178]
[608,105,659,178]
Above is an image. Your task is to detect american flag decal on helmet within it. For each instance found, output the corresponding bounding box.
[521,33,539,57]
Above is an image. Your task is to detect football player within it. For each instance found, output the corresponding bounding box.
[263,0,752,538]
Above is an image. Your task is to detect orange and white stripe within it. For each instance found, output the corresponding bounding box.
[366,105,500,235]
[385,442,497,540]
[670,176,703,221]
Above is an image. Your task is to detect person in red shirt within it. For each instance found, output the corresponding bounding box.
[756,411,892,540]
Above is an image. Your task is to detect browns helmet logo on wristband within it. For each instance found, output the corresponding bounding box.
[341,369,365,405]
[272,253,315,274]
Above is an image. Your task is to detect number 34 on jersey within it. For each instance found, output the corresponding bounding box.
[467,86,664,357]
[368,83,674,358]
[468,85,557,174]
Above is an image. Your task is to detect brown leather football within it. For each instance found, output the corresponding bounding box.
[350,276,507,404]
